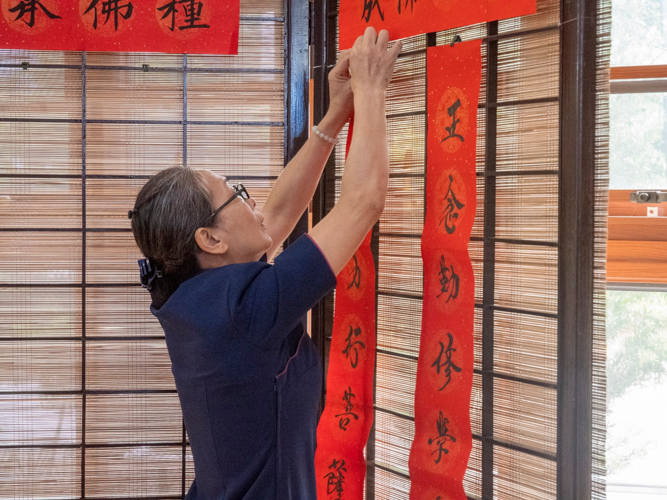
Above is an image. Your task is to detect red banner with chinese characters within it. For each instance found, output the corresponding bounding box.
[339,0,535,50]
[315,121,376,500]
[0,0,238,54]
[408,40,481,500]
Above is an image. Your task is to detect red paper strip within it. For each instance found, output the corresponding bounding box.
[315,121,376,500]
[339,0,535,50]
[408,40,482,499]
[0,0,238,54]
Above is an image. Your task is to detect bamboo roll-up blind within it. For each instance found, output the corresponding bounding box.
[318,0,610,497]
[0,1,289,498]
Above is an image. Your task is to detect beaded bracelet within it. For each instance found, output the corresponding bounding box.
[312,125,340,145]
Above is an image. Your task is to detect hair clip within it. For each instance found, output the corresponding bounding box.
[128,209,138,219]
[138,259,162,291]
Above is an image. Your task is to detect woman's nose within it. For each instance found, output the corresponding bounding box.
[248,197,257,210]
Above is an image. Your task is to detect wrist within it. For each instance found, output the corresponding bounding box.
[352,85,386,99]
[353,91,386,115]
[317,111,348,139]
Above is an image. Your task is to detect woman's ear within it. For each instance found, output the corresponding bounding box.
[194,226,230,256]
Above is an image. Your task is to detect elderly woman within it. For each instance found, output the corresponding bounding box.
[129,28,401,500]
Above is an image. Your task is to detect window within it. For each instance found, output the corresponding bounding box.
[607,0,667,498]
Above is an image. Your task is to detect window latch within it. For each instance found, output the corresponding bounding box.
[630,191,667,203]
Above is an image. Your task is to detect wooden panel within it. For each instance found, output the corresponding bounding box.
[610,65,667,80]
[610,79,667,94]
[608,216,667,241]
[609,190,667,217]
[607,240,667,262]
[607,260,667,283]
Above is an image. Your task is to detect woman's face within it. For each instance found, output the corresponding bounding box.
[198,169,273,262]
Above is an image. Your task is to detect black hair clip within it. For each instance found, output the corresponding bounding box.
[128,209,138,219]
[138,259,162,291]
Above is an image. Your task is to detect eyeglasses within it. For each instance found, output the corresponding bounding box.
[203,184,250,226]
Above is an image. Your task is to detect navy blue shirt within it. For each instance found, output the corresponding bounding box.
[152,235,337,500]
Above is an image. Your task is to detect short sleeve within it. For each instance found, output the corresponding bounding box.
[232,234,337,349]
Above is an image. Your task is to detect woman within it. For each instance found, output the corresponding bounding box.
[129,28,401,500]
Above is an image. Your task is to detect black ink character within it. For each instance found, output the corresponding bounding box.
[438,174,465,234]
[335,386,359,431]
[347,254,361,290]
[431,332,462,391]
[428,411,457,464]
[8,0,61,28]
[398,0,416,14]
[84,0,133,31]
[436,255,459,302]
[157,0,210,31]
[441,98,465,143]
[342,326,366,369]
[323,459,347,499]
[362,0,384,22]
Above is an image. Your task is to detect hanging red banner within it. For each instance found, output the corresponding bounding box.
[315,121,376,500]
[0,0,238,54]
[339,0,535,50]
[408,40,482,500]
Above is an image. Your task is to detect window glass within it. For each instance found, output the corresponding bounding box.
[610,93,667,189]
[606,290,667,499]
[612,0,667,66]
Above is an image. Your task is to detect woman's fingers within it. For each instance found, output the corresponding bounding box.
[388,39,403,59]
[348,27,402,93]
[376,29,389,48]
[333,51,351,77]
[362,26,377,47]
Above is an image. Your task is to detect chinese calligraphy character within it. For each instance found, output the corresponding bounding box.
[431,332,462,391]
[398,0,416,14]
[342,326,366,369]
[157,0,210,31]
[436,255,459,302]
[362,0,384,22]
[439,174,465,234]
[8,0,61,28]
[347,254,361,290]
[440,99,465,144]
[335,386,359,431]
[84,0,134,31]
[323,459,346,499]
[427,411,457,464]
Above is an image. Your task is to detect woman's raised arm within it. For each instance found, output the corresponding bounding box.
[260,52,354,261]
[309,28,401,275]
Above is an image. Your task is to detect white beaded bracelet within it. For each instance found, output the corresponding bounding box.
[312,125,340,145]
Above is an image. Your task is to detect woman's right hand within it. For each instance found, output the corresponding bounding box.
[349,27,402,95]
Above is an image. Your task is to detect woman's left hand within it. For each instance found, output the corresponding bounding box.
[327,51,354,124]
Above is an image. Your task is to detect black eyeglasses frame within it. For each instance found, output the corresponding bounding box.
[202,183,250,226]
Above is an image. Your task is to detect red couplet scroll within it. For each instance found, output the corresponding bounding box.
[315,121,376,500]
[0,0,239,54]
[408,40,482,500]
[339,0,534,50]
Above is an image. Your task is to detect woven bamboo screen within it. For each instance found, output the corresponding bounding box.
[0,1,286,498]
[321,0,610,498]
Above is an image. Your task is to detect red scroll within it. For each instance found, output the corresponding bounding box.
[315,122,376,500]
[408,40,481,499]
[339,0,535,50]
[0,0,239,54]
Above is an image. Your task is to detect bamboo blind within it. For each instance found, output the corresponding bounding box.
[0,1,286,498]
[324,0,610,498]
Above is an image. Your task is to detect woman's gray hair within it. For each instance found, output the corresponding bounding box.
[130,167,213,306]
